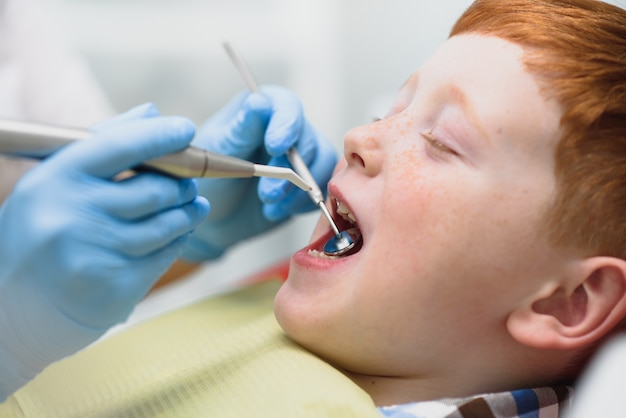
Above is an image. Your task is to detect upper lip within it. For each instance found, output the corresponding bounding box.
[327,182,359,231]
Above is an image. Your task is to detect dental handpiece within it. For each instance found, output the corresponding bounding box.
[223,42,341,234]
[0,118,310,191]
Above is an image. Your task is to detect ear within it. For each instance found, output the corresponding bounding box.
[507,257,626,350]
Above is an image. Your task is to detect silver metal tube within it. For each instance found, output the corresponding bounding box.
[0,119,90,157]
[0,118,310,190]
[285,148,324,205]
[286,148,341,235]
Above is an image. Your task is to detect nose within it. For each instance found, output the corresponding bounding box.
[342,122,384,177]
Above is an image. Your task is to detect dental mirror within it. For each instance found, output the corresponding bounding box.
[323,227,362,257]
[314,201,361,257]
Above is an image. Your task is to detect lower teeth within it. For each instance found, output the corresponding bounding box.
[308,249,340,260]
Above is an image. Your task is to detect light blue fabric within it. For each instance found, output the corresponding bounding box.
[377,386,571,418]
[378,401,457,417]
[511,388,540,418]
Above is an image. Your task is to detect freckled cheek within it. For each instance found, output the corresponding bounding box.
[383,157,468,239]
[384,148,438,218]
[392,143,420,170]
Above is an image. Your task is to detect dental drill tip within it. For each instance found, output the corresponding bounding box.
[284,148,326,200]
[253,164,312,191]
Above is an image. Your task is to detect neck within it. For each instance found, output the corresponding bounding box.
[336,340,572,406]
[341,362,551,407]
[341,370,464,407]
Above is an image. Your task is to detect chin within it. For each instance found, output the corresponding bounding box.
[273,263,353,360]
[273,182,368,360]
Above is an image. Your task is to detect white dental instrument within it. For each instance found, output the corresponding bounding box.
[0,118,311,191]
[224,42,360,256]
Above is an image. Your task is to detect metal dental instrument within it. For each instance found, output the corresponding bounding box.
[224,41,359,257]
[0,118,311,191]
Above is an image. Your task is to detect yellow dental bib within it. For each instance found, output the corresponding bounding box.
[0,280,380,417]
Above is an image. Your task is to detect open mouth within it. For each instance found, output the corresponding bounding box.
[307,197,363,260]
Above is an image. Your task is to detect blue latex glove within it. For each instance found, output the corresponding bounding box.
[182,86,338,262]
[0,104,210,400]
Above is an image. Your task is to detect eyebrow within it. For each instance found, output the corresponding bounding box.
[397,74,489,147]
[443,83,489,144]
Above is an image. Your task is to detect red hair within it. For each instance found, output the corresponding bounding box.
[452,0,626,258]
[451,0,626,381]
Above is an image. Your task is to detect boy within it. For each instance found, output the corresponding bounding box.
[275,0,626,412]
[2,0,625,416]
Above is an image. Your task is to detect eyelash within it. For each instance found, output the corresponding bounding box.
[421,130,457,156]
[371,117,459,157]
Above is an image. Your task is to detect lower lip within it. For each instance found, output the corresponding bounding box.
[292,229,360,270]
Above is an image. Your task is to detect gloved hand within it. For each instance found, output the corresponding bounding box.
[181,86,338,262]
[0,103,210,400]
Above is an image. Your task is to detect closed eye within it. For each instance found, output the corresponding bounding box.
[421,130,459,156]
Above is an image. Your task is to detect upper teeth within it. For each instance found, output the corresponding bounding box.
[336,200,357,224]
